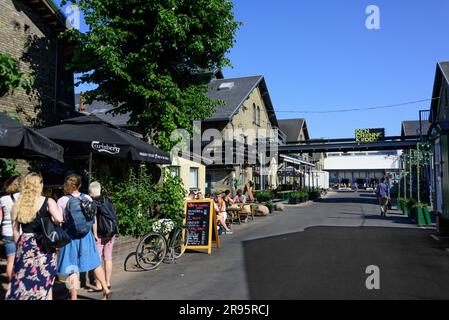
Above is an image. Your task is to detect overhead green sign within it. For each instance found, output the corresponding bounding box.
[355,128,385,143]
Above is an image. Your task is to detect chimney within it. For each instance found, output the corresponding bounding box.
[79,91,86,112]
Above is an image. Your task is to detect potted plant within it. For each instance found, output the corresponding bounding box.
[406,198,418,220]
[254,190,271,203]
[414,202,432,226]
[288,192,302,204]
[396,197,405,213]
[301,191,309,202]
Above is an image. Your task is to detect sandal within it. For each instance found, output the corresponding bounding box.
[102,290,112,300]
[88,288,103,293]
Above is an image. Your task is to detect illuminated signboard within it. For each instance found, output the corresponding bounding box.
[355,128,385,143]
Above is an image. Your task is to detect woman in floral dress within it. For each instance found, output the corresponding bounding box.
[5,172,63,300]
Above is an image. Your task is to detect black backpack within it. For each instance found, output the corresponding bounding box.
[95,197,118,238]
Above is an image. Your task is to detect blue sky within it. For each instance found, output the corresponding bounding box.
[56,0,449,138]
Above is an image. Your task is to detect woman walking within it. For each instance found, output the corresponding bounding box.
[57,174,111,300]
[5,172,63,300]
[0,176,21,283]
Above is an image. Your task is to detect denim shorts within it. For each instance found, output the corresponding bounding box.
[2,236,16,257]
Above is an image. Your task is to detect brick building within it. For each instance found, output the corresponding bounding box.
[0,0,75,126]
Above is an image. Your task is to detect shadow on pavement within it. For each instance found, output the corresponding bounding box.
[363,214,413,225]
[317,197,377,205]
[243,226,448,299]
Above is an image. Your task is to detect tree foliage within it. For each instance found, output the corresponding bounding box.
[0,53,30,182]
[61,0,240,151]
[0,53,32,98]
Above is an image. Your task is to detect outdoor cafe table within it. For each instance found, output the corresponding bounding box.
[226,203,255,225]
[226,206,242,225]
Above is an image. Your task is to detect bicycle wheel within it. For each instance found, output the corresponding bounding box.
[136,233,167,271]
[172,227,189,260]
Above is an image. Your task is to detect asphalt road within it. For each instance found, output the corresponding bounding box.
[3,191,445,300]
[89,191,447,300]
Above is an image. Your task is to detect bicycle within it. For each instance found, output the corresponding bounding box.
[135,221,190,271]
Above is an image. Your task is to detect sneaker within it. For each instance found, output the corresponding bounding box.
[225,230,234,235]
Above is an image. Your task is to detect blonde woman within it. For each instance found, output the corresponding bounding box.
[0,176,21,282]
[215,195,233,235]
[5,172,63,300]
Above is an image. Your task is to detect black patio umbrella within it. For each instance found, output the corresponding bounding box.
[0,113,64,162]
[37,115,171,167]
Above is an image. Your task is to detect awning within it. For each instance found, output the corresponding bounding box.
[280,154,315,167]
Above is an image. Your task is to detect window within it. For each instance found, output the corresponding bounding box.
[257,106,261,125]
[189,168,199,190]
[253,103,257,124]
[168,166,180,177]
[445,88,449,106]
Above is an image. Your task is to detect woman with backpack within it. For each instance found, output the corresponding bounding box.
[5,172,63,300]
[57,174,111,300]
[88,181,118,293]
[0,175,21,283]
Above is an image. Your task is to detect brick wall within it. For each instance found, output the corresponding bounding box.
[0,0,74,126]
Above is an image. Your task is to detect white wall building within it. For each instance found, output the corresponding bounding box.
[305,171,330,189]
[324,151,400,187]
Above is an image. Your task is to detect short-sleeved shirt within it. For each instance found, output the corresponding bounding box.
[0,193,20,237]
[57,193,93,221]
[376,183,389,198]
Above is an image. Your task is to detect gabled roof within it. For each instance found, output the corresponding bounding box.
[205,76,279,127]
[430,61,449,114]
[74,74,279,128]
[401,120,431,137]
[278,118,309,143]
[74,94,132,127]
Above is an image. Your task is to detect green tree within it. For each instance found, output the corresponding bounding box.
[0,53,32,97]
[0,53,32,182]
[61,0,240,151]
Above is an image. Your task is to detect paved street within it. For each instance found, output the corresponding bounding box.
[3,191,446,300]
[76,191,449,300]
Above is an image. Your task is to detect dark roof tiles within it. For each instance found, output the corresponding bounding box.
[401,120,431,137]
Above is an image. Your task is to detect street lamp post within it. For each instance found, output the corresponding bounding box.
[409,149,413,199]
[417,144,421,204]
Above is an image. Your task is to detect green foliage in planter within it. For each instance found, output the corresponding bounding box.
[308,189,321,199]
[414,202,428,209]
[406,198,418,219]
[100,167,187,237]
[396,197,406,210]
[152,168,187,226]
[289,192,303,199]
[109,168,155,237]
[254,190,271,202]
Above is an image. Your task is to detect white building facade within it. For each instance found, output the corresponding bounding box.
[324,151,400,188]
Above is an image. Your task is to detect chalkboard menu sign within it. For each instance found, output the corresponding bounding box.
[184,200,220,254]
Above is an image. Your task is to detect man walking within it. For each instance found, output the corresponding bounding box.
[376,178,390,216]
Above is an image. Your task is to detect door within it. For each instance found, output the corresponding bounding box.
[434,138,443,214]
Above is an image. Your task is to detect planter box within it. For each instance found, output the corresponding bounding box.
[288,198,299,204]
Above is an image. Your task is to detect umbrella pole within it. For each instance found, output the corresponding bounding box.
[89,152,93,185]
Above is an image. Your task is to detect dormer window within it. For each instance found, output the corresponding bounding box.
[218,82,234,91]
